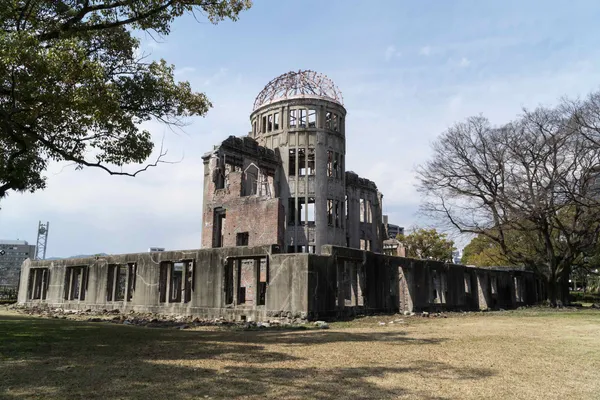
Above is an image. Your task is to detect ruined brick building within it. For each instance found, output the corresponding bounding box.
[201,71,384,254]
[17,71,547,320]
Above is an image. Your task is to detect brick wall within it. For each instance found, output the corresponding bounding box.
[202,170,284,249]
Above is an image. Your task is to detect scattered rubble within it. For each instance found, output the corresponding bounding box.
[8,304,313,330]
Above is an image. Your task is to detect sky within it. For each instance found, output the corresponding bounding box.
[2,0,600,257]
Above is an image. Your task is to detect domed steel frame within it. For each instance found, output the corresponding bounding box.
[253,70,344,111]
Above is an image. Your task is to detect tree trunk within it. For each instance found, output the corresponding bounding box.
[546,267,571,306]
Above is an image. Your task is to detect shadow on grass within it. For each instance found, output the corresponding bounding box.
[0,314,493,399]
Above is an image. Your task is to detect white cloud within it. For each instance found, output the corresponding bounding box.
[174,66,196,77]
[419,46,432,56]
[458,57,471,67]
[203,68,228,86]
[384,45,401,61]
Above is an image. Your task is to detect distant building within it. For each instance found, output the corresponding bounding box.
[383,238,406,257]
[453,250,463,265]
[0,240,36,286]
[382,215,404,239]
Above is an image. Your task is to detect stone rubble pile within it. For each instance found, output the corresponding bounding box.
[9,304,310,330]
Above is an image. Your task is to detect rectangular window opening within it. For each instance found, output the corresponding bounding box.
[325,111,332,129]
[307,148,315,175]
[289,109,297,128]
[213,208,226,248]
[299,109,307,128]
[236,232,249,246]
[308,109,317,128]
[360,199,365,222]
[333,114,339,132]
[299,197,316,225]
[289,149,296,176]
[335,200,340,227]
[298,148,307,176]
[262,116,266,133]
[28,268,49,300]
[327,150,333,177]
[159,261,194,304]
[64,266,88,301]
[258,259,267,306]
[288,198,296,226]
[224,261,234,304]
[333,152,339,178]
[267,114,273,132]
[274,113,280,130]
[327,199,334,226]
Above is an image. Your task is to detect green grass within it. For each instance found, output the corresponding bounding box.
[1,307,599,399]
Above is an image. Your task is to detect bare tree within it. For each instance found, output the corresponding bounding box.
[417,96,600,305]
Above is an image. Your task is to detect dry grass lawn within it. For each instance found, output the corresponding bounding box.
[1,308,599,399]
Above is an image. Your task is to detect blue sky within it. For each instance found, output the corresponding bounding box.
[2,0,600,257]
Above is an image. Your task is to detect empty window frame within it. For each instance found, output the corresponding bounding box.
[159,261,195,303]
[308,109,317,128]
[106,264,126,301]
[64,266,88,301]
[333,153,339,178]
[213,208,226,248]
[465,274,472,294]
[262,116,267,133]
[258,259,268,306]
[307,148,315,175]
[253,121,257,136]
[299,197,315,225]
[307,245,316,254]
[224,260,234,304]
[107,263,137,302]
[325,111,332,129]
[332,114,339,132]
[345,195,349,221]
[299,109,307,128]
[27,268,49,300]
[288,198,297,226]
[274,113,280,130]
[327,199,334,226]
[366,200,372,223]
[327,151,333,177]
[359,199,365,222]
[289,109,297,128]
[242,164,259,196]
[289,149,296,176]
[297,148,307,176]
[236,232,249,246]
[335,200,340,227]
[267,114,273,132]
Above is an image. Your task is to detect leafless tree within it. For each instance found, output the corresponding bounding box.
[417,96,600,305]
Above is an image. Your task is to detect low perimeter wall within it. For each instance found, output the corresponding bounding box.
[18,245,545,321]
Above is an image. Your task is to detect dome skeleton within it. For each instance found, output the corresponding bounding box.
[253,70,344,111]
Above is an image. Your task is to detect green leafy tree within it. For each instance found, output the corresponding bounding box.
[461,234,510,267]
[0,0,252,199]
[398,228,456,262]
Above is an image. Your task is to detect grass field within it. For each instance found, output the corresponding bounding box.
[1,308,599,400]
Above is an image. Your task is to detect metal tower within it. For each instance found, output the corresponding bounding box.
[35,221,49,260]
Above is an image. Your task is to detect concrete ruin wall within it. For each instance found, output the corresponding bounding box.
[18,245,545,321]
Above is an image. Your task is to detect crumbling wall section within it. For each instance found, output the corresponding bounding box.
[201,136,284,249]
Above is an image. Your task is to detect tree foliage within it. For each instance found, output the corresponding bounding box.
[0,0,252,198]
[398,228,456,262]
[417,91,600,304]
[461,234,510,267]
